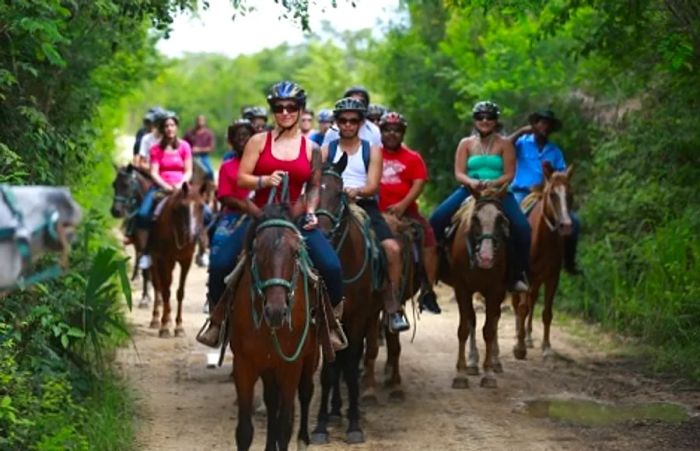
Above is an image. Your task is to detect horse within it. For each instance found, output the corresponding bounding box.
[110,164,154,307]
[147,183,206,337]
[311,154,382,445]
[512,163,575,360]
[228,201,319,451]
[0,185,81,293]
[440,187,510,389]
[192,157,216,266]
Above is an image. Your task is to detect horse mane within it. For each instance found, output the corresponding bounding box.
[245,203,301,257]
[453,187,503,231]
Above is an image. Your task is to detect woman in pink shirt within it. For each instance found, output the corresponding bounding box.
[135,111,192,269]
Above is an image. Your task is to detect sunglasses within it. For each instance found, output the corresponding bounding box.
[474,114,498,122]
[337,117,361,125]
[272,104,300,114]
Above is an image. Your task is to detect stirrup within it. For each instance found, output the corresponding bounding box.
[330,320,349,351]
[196,319,222,348]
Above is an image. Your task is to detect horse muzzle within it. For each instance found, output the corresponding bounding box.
[264,303,290,330]
[558,221,573,237]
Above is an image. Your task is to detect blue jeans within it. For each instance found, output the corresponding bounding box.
[194,154,214,180]
[429,187,531,278]
[302,227,343,306]
[207,213,249,309]
[136,187,160,228]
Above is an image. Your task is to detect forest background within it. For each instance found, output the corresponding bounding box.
[1,0,698,449]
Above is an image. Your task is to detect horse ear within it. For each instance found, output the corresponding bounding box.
[290,200,306,220]
[126,163,133,172]
[181,182,190,196]
[467,184,480,200]
[198,183,208,196]
[565,164,575,179]
[334,152,348,174]
[542,161,554,180]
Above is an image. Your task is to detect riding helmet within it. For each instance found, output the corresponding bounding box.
[472,101,501,119]
[379,111,408,130]
[343,86,370,107]
[317,109,333,123]
[266,81,307,108]
[367,104,387,120]
[333,97,367,119]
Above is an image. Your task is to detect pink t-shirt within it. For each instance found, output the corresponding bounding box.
[150,141,192,186]
[217,157,250,214]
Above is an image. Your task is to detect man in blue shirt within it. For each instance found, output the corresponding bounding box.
[509,110,582,275]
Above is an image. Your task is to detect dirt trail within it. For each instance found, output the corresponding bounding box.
[115,260,700,451]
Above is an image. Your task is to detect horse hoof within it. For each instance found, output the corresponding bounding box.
[543,348,554,360]
[310,432,329,445]
[513,346,527,360]
[346,430,365,444]
[526,337,534,348]
[149,319,160,329]
[297,439,309,451]
[493,362,504,374]
[389,389,405,402]
[138,300,150,309]
[465,365,480,376]
[452,376,469,389]
[361,393,378,406]
[480,376,498,389]
[174,327,185,337]
[158,328,170,338]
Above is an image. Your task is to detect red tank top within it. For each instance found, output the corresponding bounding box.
[253,132,312,207]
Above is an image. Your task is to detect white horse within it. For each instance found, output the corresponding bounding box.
[0,185,82,291]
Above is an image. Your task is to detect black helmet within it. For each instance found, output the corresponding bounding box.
[333,97,367,119]
[241,106,255,120]
[472,101,501,119]
[367,104,387,120]
[379,111,408,130]
[318,109,333,123]
[250,106,268,119]
[155,109,177,127]
[343,86,370,107]
[228,119,255,142]
[266,81,306,108]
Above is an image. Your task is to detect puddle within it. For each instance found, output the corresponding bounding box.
[525,399,689,426]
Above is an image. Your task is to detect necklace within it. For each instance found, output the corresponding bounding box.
[476,133,496,155]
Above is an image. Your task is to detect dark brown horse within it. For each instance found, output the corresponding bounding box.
[110,164,154,307]
[441,187,510,388]
[229,202,319,451]
[311,154,382,445]
[512,163,574,360]
[147,183,206,337]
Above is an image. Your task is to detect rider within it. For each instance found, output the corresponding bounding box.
[198,81,346,350]
[134,111,193,270]
[133,108,156,161]
[245,106,269,133]
[509,109,581,275]
[366,104,387,126]
[134,107,166,172]
[300,108,315,139]
[322,86,381,147]
[324,98,411,333]
[183,115,216,181]
[378,111,441,314]
[222,119,255,163]
[311,109,333,146]
[428,101,531,292]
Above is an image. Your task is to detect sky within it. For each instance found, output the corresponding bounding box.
[156,0,402,58]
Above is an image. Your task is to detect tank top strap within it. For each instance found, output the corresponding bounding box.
[262,131,273,155]
[299,135,307,163]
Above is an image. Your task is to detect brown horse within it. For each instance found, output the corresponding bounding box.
[311,154,382,445]
[110,164,153,307]
[229,202,319,451]
[512,163,574,360]
[441,187,510,389]
[147,183,206,337]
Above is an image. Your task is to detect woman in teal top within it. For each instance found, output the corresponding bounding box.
[429,101,531,292]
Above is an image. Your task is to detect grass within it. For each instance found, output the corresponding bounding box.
[83,375,136,451]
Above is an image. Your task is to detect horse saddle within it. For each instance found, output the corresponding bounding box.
[445,196,477,243]
[348,203,384,290]
[520,190,542,216]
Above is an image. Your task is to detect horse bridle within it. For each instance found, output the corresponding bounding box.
[315,169,348,238]
[466,196,509,268]
[0,185,67,289]
[541,181,570,232]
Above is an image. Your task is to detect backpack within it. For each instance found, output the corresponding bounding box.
[327,139,370,172]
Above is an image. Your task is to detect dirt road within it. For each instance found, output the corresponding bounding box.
[116,261,699,450]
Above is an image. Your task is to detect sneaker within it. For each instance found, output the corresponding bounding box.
[388,312,410,333]
[418,289,441,314]
[195,252,209,268]
[138,254,152,270]
[512,280,529,293]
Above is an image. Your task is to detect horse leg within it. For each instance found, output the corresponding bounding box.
[234,358,256,451]
[149,262,162,329]
[480,292,502,389]
[512,292,529,360]
[138,268,151,309]
[262,372,280,451]
[297,355,316,451]
[174,257,191,337]
[276,373,298,451]
[158,258,175,338]
[385,325,402,390]
[311,361,335,444]
[361,312,380,406]
[492,326,503,373]
[525,283,541,348]
[343,342,365,443]
[542,277,559,358]
[452,285,472,389]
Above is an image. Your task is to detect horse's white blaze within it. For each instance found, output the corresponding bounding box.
[476,203,500,266]
[554,185,572,226]
[189,203,196,239]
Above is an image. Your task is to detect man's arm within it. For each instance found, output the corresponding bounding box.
[508,125,532,144]
[386,179,426,217]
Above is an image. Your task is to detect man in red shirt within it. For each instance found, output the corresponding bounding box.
[379,112,441,314]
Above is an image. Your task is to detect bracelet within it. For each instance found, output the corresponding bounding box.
[256,176,263,189]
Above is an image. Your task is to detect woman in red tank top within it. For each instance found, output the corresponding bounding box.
[237,81,345,344]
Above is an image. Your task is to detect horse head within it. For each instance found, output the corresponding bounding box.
[246,201,306,329]
[111,164,149,218]
[464,185,510,270]
[542,161,575,236]
[317,152,348,238]
[169,182,206,249]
